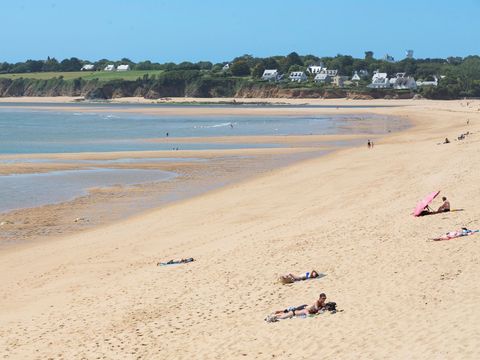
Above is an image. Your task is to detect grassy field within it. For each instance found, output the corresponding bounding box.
[0,70,164,81]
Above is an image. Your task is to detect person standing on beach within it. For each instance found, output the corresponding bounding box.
[367,140,371,148]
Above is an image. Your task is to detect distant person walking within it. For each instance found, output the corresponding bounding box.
[367,140,371,149]
[166,132,169,137]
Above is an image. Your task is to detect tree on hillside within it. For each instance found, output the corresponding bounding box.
[59,57,82,72]
[135,60,154,70]
[378,61,396,76]
[230,60,251,76]
[232,54,256,68]
[24,60,44,73]
[302,54,321,67]
[365,51,374,60]
[288,64,304,73]
[276,52,302,74]
[94,59,112,70]
[286,52,302,64]
[197,61,213,70]
[119,58,135,67]
[324,55,354,75]
[177,62,200,70]
[0,62,11,73]
[43,57,60,72]
[397,58,417,75]
[251,63,265,78]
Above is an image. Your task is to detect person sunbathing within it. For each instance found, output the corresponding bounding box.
[157,258,194,266]
[265,293,328,322]
[279,270,321,284]
[433,228,478,241]
[419,196,450,216]
[437,196,450,212]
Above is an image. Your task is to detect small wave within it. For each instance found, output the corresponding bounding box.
[103,114,120,119]
[204,122,234,129]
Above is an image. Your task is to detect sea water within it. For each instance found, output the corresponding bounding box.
[0,107,406,213]
[0,108,405,154]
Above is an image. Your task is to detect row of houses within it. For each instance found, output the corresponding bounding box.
[261,66,438,89]
[261,66,357,87]
[368,71,439,90]
[80,64,131,72]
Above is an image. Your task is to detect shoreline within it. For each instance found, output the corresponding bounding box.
[0,105,408,248]
[1,100,479,359]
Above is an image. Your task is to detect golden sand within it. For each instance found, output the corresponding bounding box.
[0,99,479,359]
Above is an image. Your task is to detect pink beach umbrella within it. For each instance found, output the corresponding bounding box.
[413,190,440,216]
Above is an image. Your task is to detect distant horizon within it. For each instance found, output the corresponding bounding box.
[3,0,478,64]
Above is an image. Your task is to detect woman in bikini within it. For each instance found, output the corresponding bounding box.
[279,270,320,284]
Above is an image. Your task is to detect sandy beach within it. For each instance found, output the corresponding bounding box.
[1,99,480,359]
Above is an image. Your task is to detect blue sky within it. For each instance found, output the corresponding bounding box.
[3,0,479,63]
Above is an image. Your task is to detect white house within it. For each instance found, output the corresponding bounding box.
[416,76,438,87]
[321,69,338,77]
[307,65,325,74]
[117,64,130,71]
[222,63,230,71]
[104,64,115,71]
[389,73,417,90]
[351,71,361,81]
[289,71,307,82]
[314,73,332,83]
[367,72,390,88]
[261,69,281,81]
[81,64,94,71]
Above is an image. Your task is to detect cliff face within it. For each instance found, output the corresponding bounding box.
[0,77,416,100]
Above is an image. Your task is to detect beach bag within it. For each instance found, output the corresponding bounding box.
[324,302,337,312]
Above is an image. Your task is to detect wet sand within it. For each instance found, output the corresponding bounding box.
[0,148,326,247]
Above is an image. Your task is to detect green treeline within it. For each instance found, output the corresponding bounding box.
[2,52,480,99]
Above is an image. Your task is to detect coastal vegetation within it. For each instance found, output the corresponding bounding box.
[1,53,480,99]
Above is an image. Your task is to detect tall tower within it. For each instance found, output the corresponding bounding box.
[406,50,414,59]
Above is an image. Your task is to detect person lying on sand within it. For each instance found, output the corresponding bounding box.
[432,228,478,241]
[157,258,195,266]
[279,270,321,284]
[265,293,329,322]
